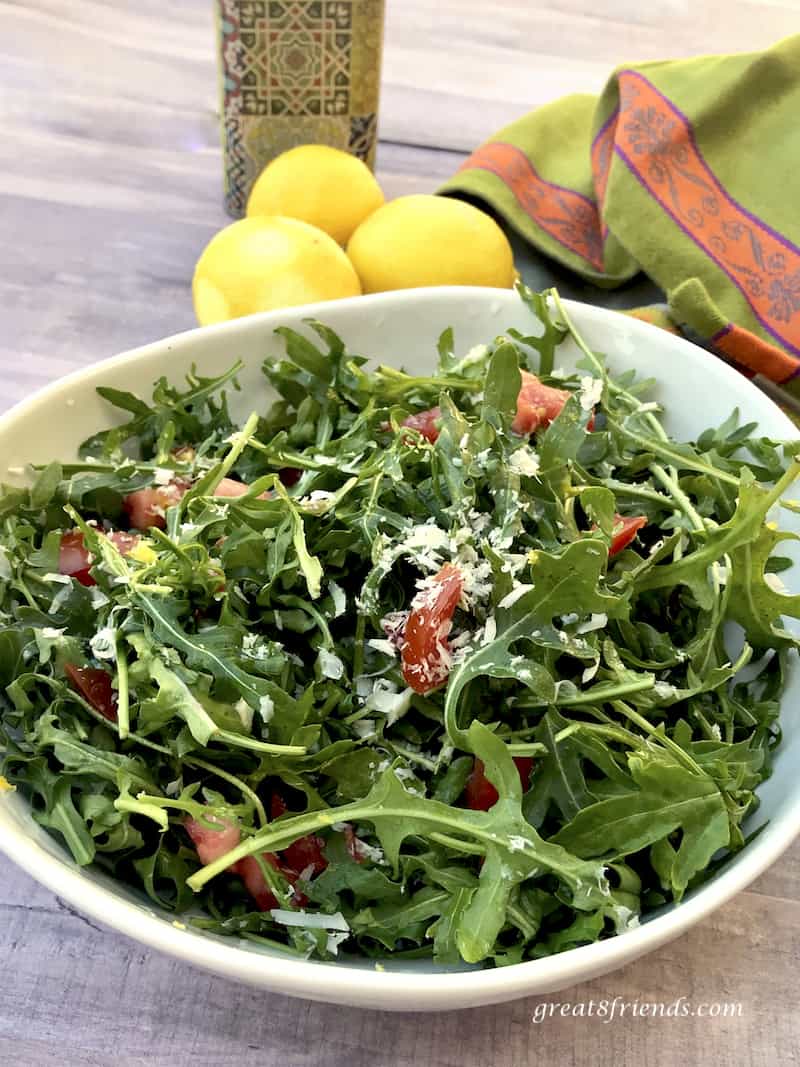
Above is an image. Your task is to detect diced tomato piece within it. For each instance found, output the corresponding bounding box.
[59,530,95,587]
[283,833,328,877]
[213,477,251,498]
[122,482,186,530]
[186,815,284,910]
[185,816,242,866]
[609,514,647,557]
[235,851,317,910]
[107,531,140,555]
[464,756,535,811]
[401,406,441,444]
[512,371,595,434]
[269,793,327,876]
[234,854,282,911]
[279,467,301,487]
[213,476,272,501]
[64,663,118,722]
[401,562,463,694]
[59,530,140,587]
[187,798,327,913]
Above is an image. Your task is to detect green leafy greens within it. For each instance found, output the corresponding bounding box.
[0,285,797,967]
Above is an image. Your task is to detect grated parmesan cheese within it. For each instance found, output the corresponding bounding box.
[582,660,600,684]
[365,680,413,725]
[328,580,346,618]
[269,909,350,931]
[234,698,254,732]
[89,626,117,661]
[153,467,174,485]
[367,638,398,658]
[579,376,603,411]
[508,448,541,478]
[318,648,345,680]
[498,584,533,610]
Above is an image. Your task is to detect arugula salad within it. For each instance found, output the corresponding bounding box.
[1,286,798,967]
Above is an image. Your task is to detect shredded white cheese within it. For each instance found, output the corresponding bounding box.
[325,931,350,955]
[579,375,603,411]
[328,580,346,618]
[581,660,600,684]
[42,572,71,584]
[234,698,254,732]
[89,626,117,661]
[367,638,398,658]
[153,467,174,485]
[508,448,541,478]
[365,680,413,725]
[269,909,350,931]
[258,695,274,724]
[653,681,677,699]
[498,584,533,610]
[318,648,345,680]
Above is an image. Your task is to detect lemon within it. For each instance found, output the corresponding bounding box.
[246,145,384,246]
[192,215,361,325]
[346,195,515,293]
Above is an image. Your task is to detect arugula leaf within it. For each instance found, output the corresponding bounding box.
[727,525,800,647]
[445,540,621,748]
[553,749,729,898]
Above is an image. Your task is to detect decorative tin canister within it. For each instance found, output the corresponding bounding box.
[215,1,385,217]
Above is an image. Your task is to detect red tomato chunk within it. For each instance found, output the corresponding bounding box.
[64,664,118,722]
[122,482,186,531]
[609,514,647,557]
[512,370,595,434]
[123,475,274,530]
[58,529,139,586]
[464,757,535,811]
[401,563,463,694]
[186,800,328,913]
[401,406,442,444]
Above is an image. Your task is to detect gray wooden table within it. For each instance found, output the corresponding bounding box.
[2,2,800,1064]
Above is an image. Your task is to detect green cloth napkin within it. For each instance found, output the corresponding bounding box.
[440,35,800,409]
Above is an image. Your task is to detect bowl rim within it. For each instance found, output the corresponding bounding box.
[2,286,799,1011]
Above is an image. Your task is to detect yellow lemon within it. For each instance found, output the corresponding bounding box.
[192,216,361,325]
[246,145,384,246]
[346,195,515,293]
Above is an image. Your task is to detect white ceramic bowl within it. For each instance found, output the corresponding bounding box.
[1,288,798,1012]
